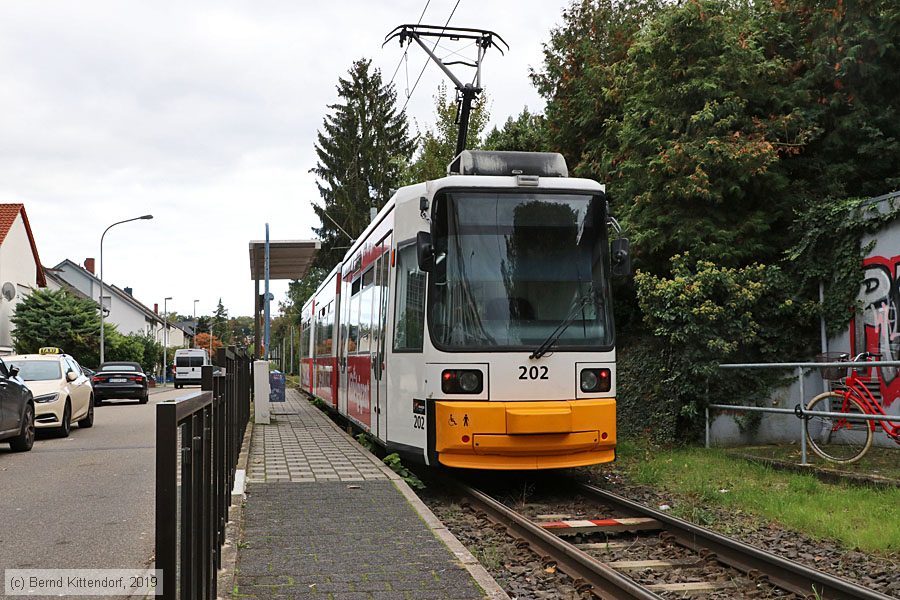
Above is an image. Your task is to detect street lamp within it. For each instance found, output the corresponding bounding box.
[99,214,153,364]
[193,299,199,349]
[162,297,172,386]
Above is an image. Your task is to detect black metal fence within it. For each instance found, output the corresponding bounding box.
[155,346,252,600]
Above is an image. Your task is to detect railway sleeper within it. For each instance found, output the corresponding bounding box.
[607,558,705,571]
[646,580,739,593]
[539,517,661,536]
[576,540,659,551]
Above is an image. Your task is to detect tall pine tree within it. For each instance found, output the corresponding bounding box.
[312,59,415,269]
[212,298,229,343]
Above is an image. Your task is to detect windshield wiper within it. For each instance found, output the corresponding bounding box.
[529,289,598,360]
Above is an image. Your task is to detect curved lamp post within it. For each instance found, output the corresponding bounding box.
[162,296,172,386]
[99,215,153,364]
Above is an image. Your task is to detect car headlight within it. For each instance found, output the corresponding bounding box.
[580,369,611,393]
[34,392,60,403]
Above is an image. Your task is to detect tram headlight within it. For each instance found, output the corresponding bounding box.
[459,371,481,393]
[580,368,611,393]
[441,369,483,394]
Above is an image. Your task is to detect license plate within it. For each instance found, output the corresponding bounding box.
[110,378,127,383]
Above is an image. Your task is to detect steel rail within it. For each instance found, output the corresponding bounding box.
[577,483,893,600]
[450,480,663,600]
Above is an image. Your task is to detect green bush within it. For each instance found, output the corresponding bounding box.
[630,255,806,439]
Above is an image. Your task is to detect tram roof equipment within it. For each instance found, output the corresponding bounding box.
[448,150,569,178]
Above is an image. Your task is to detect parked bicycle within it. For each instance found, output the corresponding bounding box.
[804,351,900,463]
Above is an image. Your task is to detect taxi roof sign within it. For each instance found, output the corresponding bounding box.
[38,347,62,355]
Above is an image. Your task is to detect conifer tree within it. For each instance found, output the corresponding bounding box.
[483,107,547,153]
[212,298,229,343]
[12,289,103,365]
[312,59,415,269]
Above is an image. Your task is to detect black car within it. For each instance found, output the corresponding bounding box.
[0,357,35,451]
[92,362,150,404]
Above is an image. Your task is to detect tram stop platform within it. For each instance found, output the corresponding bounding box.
[230,389,507,599]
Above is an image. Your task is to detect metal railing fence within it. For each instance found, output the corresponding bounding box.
[706,360,900,465]
[155,346,251,600]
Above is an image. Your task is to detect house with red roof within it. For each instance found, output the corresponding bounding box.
[0,204,46,354]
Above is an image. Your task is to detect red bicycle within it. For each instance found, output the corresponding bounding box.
[804,351,900,463]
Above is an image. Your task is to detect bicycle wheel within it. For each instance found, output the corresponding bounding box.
[804,391,873,464]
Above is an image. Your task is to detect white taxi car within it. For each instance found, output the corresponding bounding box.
[7,347,94,437]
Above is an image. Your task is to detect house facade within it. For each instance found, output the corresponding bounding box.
[0,204,47,354]
[51,259,192,349]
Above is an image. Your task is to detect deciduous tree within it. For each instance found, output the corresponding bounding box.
[194,333,224,358]
[405,83,489,183]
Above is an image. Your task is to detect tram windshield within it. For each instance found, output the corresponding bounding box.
[429,190,613,351]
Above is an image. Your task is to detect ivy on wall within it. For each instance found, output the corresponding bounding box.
[789,194,900,336]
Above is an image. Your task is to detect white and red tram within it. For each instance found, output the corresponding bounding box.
[299,151,628,470]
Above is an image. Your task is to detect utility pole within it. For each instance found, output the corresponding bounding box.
[289,325,294,375]
[384,24,507,157]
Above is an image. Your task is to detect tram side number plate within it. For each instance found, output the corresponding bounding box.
[413,399,426,430]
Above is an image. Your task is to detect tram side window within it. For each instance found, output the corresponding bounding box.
[324,301,335,355]
[358,267,375,354]
[348,279,361,353]
[394,244,426,351]
[300,319,311,360]
[315,302,332,356]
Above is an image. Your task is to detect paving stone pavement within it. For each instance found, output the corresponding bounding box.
[235,482,485,599]
[235,390,487,599]
[248,391,388,483]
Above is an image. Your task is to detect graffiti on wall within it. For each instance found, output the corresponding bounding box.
[855,255,900,408]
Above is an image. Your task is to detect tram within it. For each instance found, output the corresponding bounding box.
[299,150,630,470]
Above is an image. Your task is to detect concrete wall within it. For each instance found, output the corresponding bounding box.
[0,214,39,352]
[712,197,900,448]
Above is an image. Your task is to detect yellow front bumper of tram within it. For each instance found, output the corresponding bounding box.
[433,399,616,470]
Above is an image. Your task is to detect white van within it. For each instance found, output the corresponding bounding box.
[174,348,210,389]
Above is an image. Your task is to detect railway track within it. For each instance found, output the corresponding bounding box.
[450,479,893,600]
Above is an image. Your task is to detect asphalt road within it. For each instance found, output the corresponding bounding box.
[0,386,188,580]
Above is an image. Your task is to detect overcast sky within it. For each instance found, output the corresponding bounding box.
[0,0,569,317]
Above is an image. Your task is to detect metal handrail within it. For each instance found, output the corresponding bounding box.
[720,360,900,369]
[709,404,892,422]
[155,347,252,600]
[708,358,900,465]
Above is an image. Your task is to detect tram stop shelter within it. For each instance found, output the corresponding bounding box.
[248,239,319,358]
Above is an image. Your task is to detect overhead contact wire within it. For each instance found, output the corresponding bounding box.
[389,0,432,87]
[401,0,461,113]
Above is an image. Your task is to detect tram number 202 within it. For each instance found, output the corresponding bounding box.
[413,415,425,430]
[519,366,549,380]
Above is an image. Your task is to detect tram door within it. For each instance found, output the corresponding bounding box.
[370,234,391,439]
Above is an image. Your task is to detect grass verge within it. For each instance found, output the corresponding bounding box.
[734,444,900,482]
[610,442,900,554]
